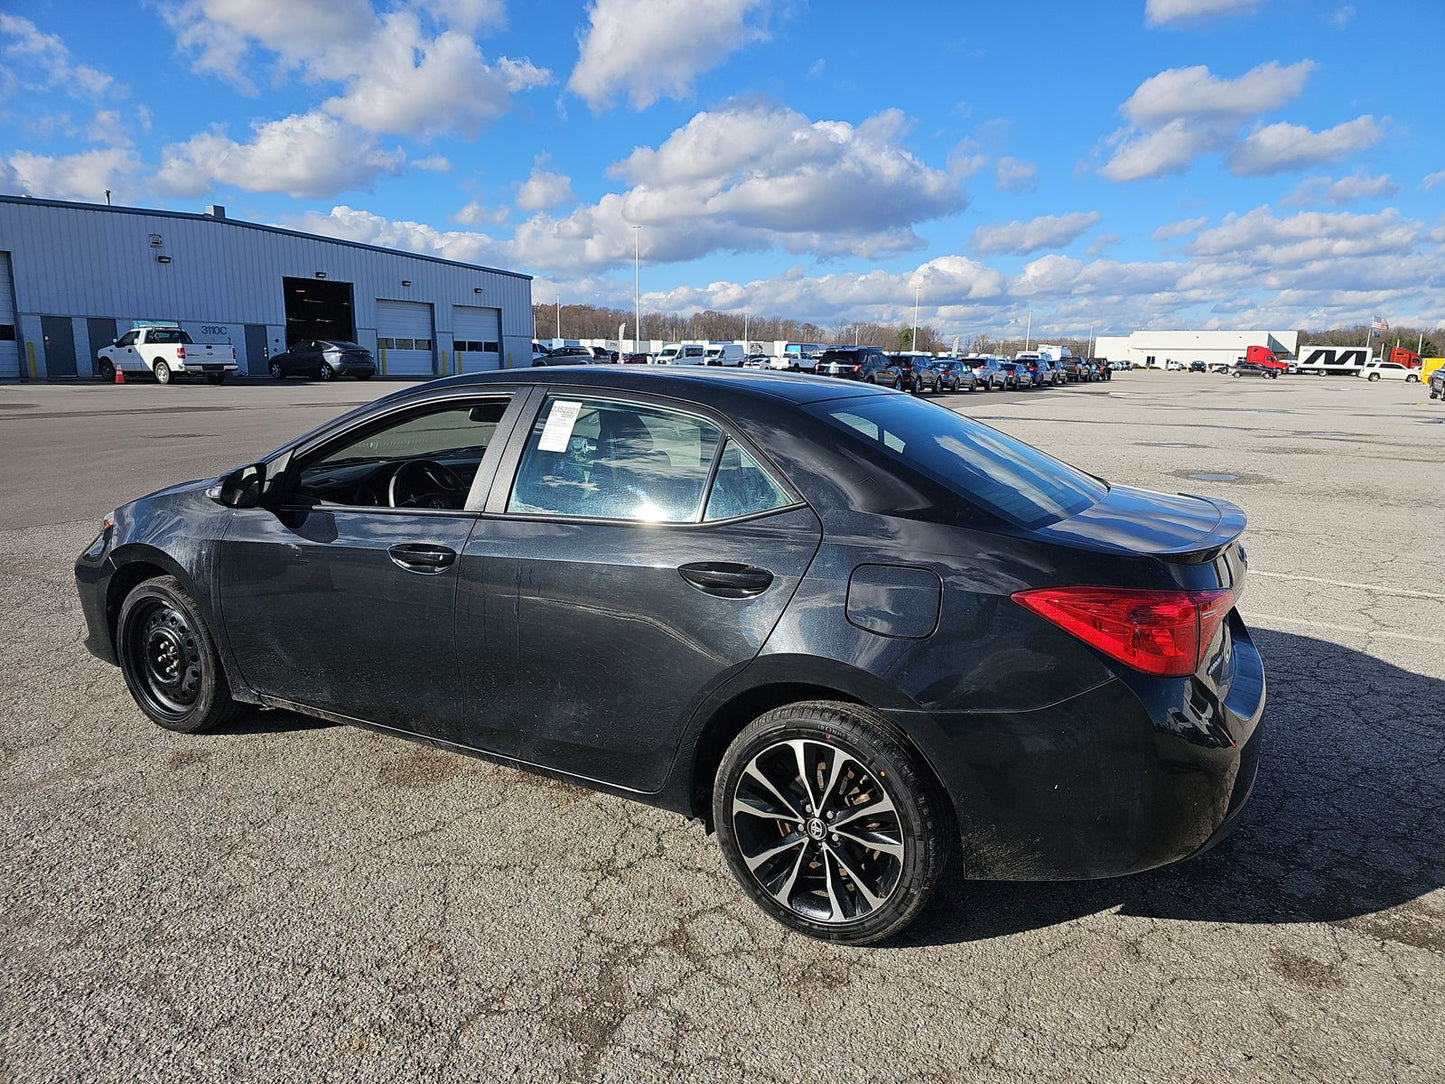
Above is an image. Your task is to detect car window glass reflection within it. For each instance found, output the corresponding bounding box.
[509,398,722,523]
[704,440,791,521]
[294,398,510,510]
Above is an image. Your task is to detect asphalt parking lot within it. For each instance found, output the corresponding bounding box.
[2,371,1441,1082]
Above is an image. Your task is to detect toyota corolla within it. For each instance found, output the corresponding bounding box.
[76,368,1265,944]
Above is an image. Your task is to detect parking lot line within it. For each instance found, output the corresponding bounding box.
[1250,570,1445,602]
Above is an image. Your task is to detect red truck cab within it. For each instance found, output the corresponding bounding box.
[1245,345,1289,371]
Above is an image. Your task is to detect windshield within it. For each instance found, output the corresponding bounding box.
[810,395,1107,528]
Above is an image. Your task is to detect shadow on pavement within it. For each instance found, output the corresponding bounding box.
[906,628,1445,947]
[211,706,336,736]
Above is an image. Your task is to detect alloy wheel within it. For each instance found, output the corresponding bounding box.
[729,738,905,925]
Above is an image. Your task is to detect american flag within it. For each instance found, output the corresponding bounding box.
[1371,315,1388,331]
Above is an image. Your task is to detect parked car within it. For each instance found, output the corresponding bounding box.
[1091,359,1111,382]
[1039,359,1068,385]
[1230,361,1279,379]
[932,360,979,392]
[886,353,939,393]
[77,366,1265,945]
[267,340,376,381]
[533,346,599,366]
[590,347,620,363]
[1164,360,1183,372]
[620,352,651,365]
[1062,357,1090,382]
[97,325,238,385]
[997,361,1030,389]
[1188,360,1207,373]
[814,346,893,383]
[1011,357,1049,387]
[704,343,746,366]
[1360,362,1422,383]
[1429,366,1445,400]
[970,357,1015,390]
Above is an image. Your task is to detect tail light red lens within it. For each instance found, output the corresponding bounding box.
[851,365,861,372]
[1012,586,1234,677]
[176,345,186,359]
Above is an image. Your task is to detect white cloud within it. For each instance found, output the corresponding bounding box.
[7,147,142,202]
[568,0,770,110]
[453,201,509,226]
[972,212,1102,255]
[1121,61,1314,127]
[1190,207,1419,264]
[415,0,507,33]
[1423,170,1445,191]
[322,12,550,140]
[0,14,116,98]
[516,157,575,211]
[1085,234,1124,257]
[1226,115,1382,176]
[1330,5,1355,27]
[288,205,501,266]
[510,103,965,273]
[153,112,404,199]
[1100,60,1322,181]
[160,0,376,92]
[413,155,453,172]
[1145,0,1259,26]
[1099,119,1234,182]
[994,156,1037,193]
[1151,216,1209,241]
[1281,172,1398,206]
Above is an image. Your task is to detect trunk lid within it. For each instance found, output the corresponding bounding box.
[1033,484,1246,563]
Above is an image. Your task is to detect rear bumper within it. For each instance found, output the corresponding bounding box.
[890,618,1266,881]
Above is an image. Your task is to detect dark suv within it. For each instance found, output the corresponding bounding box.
[814,347,892,383]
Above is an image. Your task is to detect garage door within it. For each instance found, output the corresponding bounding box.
[452,305,501,372]
[375,300,435,376]
[0,253,19,379]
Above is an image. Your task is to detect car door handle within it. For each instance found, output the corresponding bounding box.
[388,543,457,574]
[678,562,774,597]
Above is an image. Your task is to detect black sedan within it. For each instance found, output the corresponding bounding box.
[268,340,375,381]
[931,361,979,392]
[75,368,1265,945]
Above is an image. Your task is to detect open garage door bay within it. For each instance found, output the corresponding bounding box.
[0,253,19,379]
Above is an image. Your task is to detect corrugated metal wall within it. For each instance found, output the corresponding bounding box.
[0,197,534,379]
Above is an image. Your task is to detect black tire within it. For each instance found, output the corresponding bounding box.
[269,360,285,380]
[713,700,949,945]
[318,363,336,381]
[116,575,243,733]
[153,360,172,385]
[355,372,372,381]
[98,358,115,382]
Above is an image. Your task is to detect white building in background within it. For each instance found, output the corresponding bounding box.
[0,195,534,381]
[1093,329,1301,369]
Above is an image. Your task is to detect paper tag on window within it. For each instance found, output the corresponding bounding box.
[538,400,583,452]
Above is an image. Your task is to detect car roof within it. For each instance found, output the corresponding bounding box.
[390,364,894,408]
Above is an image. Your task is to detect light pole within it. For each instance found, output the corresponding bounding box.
[632,225,641,351]
[911,283,921,352]
[1087,321,1094,359]
[743,312,749,352]
[1024,309,1032,352]
[555,297,561,341]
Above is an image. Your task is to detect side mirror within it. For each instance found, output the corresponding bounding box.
[207,462,266,508]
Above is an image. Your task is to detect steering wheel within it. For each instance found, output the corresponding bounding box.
[388,459,466,509]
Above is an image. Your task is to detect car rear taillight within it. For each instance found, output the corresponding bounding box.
[176,345,186,359]
[851,365,861,372]
[1012,586,1234,677]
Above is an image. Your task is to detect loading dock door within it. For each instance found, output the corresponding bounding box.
[283,276,356,346]
[0,253,18,378]
[376,300,435,376]
[451,305,501,372]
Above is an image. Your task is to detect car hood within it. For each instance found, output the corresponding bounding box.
[1032,484,1245,562]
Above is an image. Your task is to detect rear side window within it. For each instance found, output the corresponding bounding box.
[704,440,791,521]
[812,396,1106,528]
[509,398,722,522]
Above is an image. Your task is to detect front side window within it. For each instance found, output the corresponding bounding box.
[509,397,722,523]
[293,397,511,509]
[116,331,139,347]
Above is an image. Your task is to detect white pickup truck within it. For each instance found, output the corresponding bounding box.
[97,326,238,385]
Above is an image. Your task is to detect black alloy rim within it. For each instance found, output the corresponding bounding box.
[731,739,905,925]
[127,600,203,717]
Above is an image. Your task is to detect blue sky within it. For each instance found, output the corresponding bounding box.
[2,0,1442,339]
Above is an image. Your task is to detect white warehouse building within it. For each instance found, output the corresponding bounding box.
[0,195,534,381]
[1093,329,1302,369]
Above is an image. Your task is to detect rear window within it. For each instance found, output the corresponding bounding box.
[810,396,1106,528]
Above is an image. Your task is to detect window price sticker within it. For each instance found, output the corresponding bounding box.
[538,400,583,452]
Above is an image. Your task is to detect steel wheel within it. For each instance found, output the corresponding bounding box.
[731,738,905,925]
[153,360,172,385]
[125,598,205,718]
[116,576,242,733]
